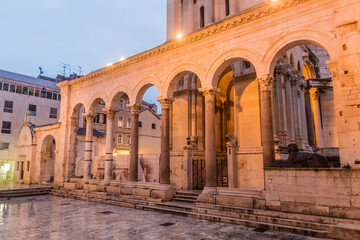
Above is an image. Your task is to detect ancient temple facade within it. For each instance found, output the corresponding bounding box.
[12,0,360,230]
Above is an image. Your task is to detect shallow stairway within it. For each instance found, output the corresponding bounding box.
[0,187,53,199]
[171,190,200,203]
[51,187,360,239]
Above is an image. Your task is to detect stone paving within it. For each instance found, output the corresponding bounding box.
[0,196,322,240]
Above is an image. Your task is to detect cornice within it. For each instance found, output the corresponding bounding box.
[67,0,312,87]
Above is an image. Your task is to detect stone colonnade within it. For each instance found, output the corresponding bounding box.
[79,75,276,188]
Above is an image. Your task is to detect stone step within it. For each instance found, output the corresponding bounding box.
[0,187,53,194]
[173,194,198,199]
[0,188,53,198]
[175,191,200,197]
[195,202,360,226]
[172,197,197,203]
[136,204,330,238]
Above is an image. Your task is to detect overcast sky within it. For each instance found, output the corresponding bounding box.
[0,0,167,107]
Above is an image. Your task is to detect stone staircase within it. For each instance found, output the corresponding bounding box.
[51,187,360,239]
[0,187,53,199]
[171,190,200,203]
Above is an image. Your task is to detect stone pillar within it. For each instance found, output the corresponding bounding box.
[83,114,95,180]
[275,66,288,146]
[103,108,117,184]
[285,72,296,143]
[305,87,315,147]
[226,137,238,188]
[299,78,309,148]
[157,98,173,184]
[257,75,275,167]
[183,0,194,34]
[207,0,215,25]
[129,105,141,182]
[200,88,218,189]
[310,89,325,149]
[291,75,304,147]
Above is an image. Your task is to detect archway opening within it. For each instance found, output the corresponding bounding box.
[71,103,85,178]
[270,43,340,166]
[212,58,260,189]
[40,135,56,183]
[135,84,161,183]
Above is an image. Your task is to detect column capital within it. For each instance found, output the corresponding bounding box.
[102,108,118,119]
[156,97,174,110]
[326,59,338,79]
[310,88,323,100]
[199,87,219,102]
[257,74,274,91]
[82,113,95,122]
[129,105,142,115]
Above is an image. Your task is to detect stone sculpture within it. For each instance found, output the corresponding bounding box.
[273,143,330,168]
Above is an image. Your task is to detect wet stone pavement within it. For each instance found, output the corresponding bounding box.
[0,196,321,240]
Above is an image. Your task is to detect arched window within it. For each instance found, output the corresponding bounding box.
[200,6,205,28]
[225,0,230,16]
[297,61,301,73]
[290,54,295,68]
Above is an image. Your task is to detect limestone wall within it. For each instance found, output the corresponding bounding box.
[265,168,360,219]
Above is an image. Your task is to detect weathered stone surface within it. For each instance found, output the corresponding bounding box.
[216,195,254,208]
[132,188,151,197]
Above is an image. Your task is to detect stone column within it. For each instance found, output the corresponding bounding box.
[257,75,275,167]
[103,108,117,184]
[129,105,141,182]
[226,137,238,188]
[291,75,304,147]
[310,89,325,149]
[83,114,95,180]
[207,0,215,25]
[157,98,173,184]
[200,88,218,189]
[285,72,296,143]
[275,66,288,146]
[299,78,309,148]
[304,87,315,147]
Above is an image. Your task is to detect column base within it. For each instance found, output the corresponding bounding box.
[197,187,218,204]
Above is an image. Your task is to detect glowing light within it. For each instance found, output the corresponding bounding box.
[117,150,130,155]
[270,0,278,2]
[177,33,183,39]
[120,57,126,61]
[113,152,118,156]
[107,63,113,67]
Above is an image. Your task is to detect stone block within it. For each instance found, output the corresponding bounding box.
[197,194,216,204]
[351,196,360,208]
[106,186,120,193]
[254,199,266,209]
[132,188,151,197]
[330,207,360,220]
[316,197,351,208]
[331,223,360,239]
[64,182,82,190]
[120,187,133,195]
[215,195,254,208]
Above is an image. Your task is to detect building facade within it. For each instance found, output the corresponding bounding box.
[0,69,61,182]
[10,0,360,230]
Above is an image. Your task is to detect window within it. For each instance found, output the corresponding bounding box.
[29,88,34,96]
[126,135,131,145]
[1,121,11,134]
[22,87,28,95]
[16,85,21,94]
[58,94,61,101]
[127,118,131,128]
[225,0,230,16]
[49,108,58,119]
[0,143,10,150]
[139,121,142,128]
[200,6,205,28]
[152,123,156,129]
[3,83,9,91]
[243,61,251,69]
[118,99,124,109]
[52,93,58,100]
[35,89,40,97]
[46,91,52,99]
[41,89,46,98]
[28,104,37,116]
[118,116,123,127]
[0,82,2,90]
[117,133,123,145]
[3,101,13,113]
[10,84,16,92]
[27,161,30,172]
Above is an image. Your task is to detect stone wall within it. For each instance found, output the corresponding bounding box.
[265,168,360,219]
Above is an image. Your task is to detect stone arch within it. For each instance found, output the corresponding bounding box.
[207,48,263,88]
[263,28,337,75]
[87,92,106,114]
[40,135,56,183]
[106,85,131,109]
[132,76,162,105]
[71,98,86,116]
[164,63,206,97]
